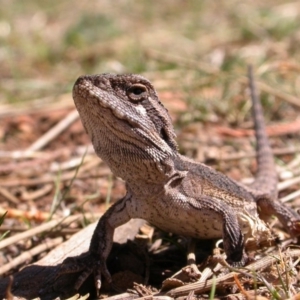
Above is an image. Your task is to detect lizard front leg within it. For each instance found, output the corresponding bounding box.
[59,193,132,292]
[88,193,133,289]
[186,196,247,266]
[176,175,247,265]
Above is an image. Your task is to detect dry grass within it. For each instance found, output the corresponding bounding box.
[0,1,300,299]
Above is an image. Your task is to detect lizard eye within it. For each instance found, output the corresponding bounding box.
[127,84,148,102]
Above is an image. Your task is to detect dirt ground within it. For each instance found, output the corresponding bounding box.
[1,1,300,299]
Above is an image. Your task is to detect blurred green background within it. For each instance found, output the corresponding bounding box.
[1,0,300,110]
[1,2,300,295]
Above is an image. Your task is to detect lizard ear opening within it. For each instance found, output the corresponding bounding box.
[127,84,148,102]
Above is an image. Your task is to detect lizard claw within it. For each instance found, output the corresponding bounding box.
[74,264,94,290]
[226,251,248,268]
[93,270,101,295]
[59,252,111,293]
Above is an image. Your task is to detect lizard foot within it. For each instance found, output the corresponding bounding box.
[212,253,248,270]
[289,220,300,237]
[213,247,248,268]
[226,251,248,268]
[59,252,111,294]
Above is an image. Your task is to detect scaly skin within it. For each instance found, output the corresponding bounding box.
[61,67,300,291]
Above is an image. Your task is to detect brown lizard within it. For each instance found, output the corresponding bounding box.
[63,66,300,291]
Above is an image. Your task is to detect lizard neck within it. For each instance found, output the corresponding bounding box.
[93,140,181,189]
[91,126,180,187]
[108,153,179,184]
[123,155,186,197]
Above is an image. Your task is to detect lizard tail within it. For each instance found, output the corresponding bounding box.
[247,65,278,199]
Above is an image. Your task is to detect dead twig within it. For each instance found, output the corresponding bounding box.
[0,237,63,275]
[0,93,73,117]
[0,187,19,204]
[280,189,300,203]
[26,109,79,152]
[166,249,300,297]
[0,216,80,250]
[0,167,110,187]
[20,183,53,201]
[278,175,300,192]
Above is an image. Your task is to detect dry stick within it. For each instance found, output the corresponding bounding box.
[0,212,102,236]
[0,187,19,204]
[198,261,224,284]
[257,80,300,109]
[0,215,80,250]
[281,155,300,179]
[0,237,63,275]
[0,150,43,159]
[1,167,110,187]
[0,145,94,160]
[50,154,95,172]
[0,144,297,163]
[26,109,79,152]
[0,226,79,235]
[166,249,300,297]
[286,155,300,171]
[50,154,102,173]
[0,149,65,160]
[0,226,31,233]
[0,149,94,175]
[0,158,52,174]
[0,149,70,164]
[21,183,53,201]
[0,93,73,117]
[238,76,300,108]
[125,295,173,300]
[278,175,300,192]
[104,293,146,300]
[281,190,300,203]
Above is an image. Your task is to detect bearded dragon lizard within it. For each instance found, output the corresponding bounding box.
[63,66,300,291]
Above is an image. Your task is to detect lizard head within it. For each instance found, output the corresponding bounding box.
[73,74,178,164]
